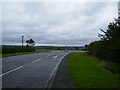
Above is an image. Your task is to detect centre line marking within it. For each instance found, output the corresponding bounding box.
[53,55,58,59]
[0,66,23,77]
[32,59,41,63]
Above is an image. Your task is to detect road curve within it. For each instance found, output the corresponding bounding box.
[1,51,69,88]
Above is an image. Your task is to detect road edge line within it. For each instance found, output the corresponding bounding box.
[45,52,70,88]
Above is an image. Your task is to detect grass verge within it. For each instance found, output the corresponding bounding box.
[99,61,120,74]
[2,50,51,57]
[68,52,119,88]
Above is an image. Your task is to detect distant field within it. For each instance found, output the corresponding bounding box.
[2,50,51,57]
[68,52,119,88]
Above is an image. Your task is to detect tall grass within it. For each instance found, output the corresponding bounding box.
[99,61,120,74]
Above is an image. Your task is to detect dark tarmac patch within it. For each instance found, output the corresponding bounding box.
[51,56,75,88]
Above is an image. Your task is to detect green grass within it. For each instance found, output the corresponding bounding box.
[2,50,51,57]
[68,52,119,88]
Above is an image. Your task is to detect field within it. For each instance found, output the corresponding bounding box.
[68,52,119,88]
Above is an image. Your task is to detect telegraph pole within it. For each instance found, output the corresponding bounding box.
[22,36,24,47]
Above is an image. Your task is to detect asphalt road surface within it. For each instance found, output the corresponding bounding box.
[1,51,69,88]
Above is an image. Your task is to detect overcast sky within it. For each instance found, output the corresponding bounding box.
[2,1,118,46]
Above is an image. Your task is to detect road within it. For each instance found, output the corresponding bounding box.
[1,51,69,88]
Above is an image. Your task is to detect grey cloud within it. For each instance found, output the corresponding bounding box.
[2,2,118,46]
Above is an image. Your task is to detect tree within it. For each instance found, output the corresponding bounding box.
[26,39,35,46]
[75,47,79,50]
[98,19,120,41]
[98,19,120,63]
[26,40,29,46]
[88,18,120,63]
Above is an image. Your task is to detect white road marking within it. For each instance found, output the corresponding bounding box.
[1,58,42,77]
[53,55,58,59]
[0,66,23,77]
[32,59,41,63]
[45,52,70,88]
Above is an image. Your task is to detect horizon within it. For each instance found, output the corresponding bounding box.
[2,44,85,47]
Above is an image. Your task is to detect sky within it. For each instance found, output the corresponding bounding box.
[2,1,118,46]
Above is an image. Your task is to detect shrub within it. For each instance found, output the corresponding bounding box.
[2,46,35,54]
[88,19,120,64]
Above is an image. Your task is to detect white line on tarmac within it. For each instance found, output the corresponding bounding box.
[32,59,41,63]
[1,58,42,77]
[0,66,23,77]
[45,52,70,88]
[53,55,58,59]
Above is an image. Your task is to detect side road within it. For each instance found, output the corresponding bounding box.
[51,55,75,88]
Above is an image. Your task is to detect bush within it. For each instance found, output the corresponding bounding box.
[2,46,35,54]
[88,19,120,64]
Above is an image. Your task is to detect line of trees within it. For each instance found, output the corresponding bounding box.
[87,18,120,64]
[2,39,36,54]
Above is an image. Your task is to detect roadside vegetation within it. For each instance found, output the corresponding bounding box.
[36,46,85,51]
[2,50,51,57]
[86,19,120,74]
[68,52,119,88]
[68,18,120,88]
[2,46,35,54]
[2,38,51,57]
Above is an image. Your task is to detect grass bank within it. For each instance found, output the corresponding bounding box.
[99,60,120,74]
[2,50,51,57]
[68,52,119,88]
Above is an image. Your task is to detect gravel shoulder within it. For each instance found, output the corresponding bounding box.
[51,55,75,88]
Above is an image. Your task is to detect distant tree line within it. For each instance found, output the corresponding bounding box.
[87,19,120,64]
[2,39,35,54]
[36,46,84,50]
